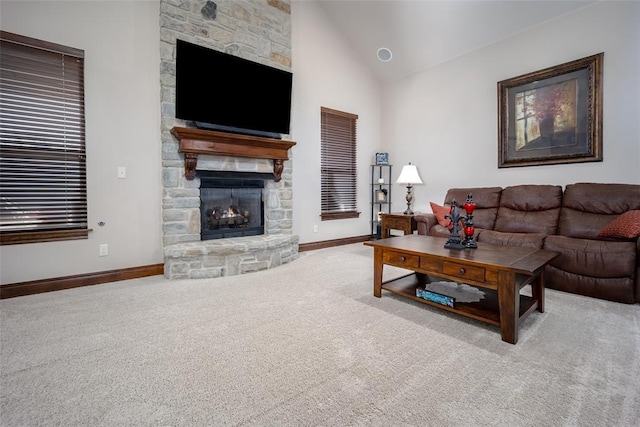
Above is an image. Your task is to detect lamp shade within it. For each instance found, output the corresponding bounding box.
[396,163,423,185]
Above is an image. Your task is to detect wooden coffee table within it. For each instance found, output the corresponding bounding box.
[364,235,558,344]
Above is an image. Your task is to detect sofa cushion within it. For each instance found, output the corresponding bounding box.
[544,235,636,278]
[443,187,501,231]
[597,210,640,239]
[544,264,635,304]
[494,185,563,235]
[558,183,640,239]
[477,229,546,249]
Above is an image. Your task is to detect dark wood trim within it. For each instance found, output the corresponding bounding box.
[2,236,372,297]
[320,106,358,120]
[1,229,90,246]
[0,264,164,299]
[299,235,371,252]
[1,30,84,57]
[320,211,360,221]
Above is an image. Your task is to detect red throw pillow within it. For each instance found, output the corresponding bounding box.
[430,202,452,228]
[597,210,640,239]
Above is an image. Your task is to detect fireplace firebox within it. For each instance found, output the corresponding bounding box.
[198,171,271,240]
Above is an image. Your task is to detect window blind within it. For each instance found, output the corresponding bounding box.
[0,31,87,244]
[320,107,359,220]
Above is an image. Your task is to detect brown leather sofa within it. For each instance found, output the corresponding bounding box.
[414,183,640,304]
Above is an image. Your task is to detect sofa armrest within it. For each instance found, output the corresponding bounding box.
[414,213,436,235]
[636,238,640,303]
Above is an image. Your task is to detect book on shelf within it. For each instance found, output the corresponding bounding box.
[416,287,455,308]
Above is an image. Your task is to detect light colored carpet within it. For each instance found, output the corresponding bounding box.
[1,243,639,426]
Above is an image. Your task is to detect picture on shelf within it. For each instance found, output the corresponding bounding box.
[375,189,388,203]
[375,152,389,165]
[416,288,455,308]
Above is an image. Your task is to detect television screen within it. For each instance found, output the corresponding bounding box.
[175,39,293,138]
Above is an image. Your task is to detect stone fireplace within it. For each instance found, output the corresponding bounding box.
[158,0,295,280]
[163,127,298,280]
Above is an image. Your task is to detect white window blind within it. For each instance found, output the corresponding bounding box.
[320,107,359,220]
[0,31,88,244]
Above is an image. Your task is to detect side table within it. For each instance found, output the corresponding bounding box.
[380,213,417,238]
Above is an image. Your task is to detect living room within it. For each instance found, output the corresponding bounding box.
[1,1,639,424]
[1,1,639,287]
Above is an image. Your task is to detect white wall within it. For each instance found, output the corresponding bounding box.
[291,1,382,244]
[382,1,640,213]
[0,1,162,284]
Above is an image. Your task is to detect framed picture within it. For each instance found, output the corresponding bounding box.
[375,152,389,165]
[497,53,603,168]
[375,189,388,203]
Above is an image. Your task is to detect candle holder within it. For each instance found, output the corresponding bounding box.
[444,193,478,250]
[444,200,465,249]
[462,193,478,249]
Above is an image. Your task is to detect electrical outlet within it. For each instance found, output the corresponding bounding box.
[313,224,318,233]
[117,166,126,179]
[99,244,109,256]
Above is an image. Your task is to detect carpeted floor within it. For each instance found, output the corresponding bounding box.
[1,243,639,426]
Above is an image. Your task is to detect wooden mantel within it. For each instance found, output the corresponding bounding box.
[171,127,296,182]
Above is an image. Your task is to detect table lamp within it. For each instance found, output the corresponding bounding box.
[396,162,423,215]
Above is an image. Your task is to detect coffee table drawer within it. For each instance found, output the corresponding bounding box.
[383,251,419,269]
[443,261,485,282]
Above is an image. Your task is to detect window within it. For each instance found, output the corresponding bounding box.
[0,31,87,245]
[320,107,359,220]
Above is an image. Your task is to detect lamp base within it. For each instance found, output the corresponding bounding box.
[404,184,414,215]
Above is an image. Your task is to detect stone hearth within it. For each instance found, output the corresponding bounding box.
[164,234,298,279]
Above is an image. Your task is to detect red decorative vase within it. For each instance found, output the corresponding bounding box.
[463,200,476,215]
[464,226,474,237]
[461,193,478,249]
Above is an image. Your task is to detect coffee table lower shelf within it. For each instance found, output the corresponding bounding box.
[382,273,538,328]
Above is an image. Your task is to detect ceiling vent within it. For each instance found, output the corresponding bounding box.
[377,47,392,62]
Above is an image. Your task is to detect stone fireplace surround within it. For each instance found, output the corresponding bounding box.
[163,128,299,280]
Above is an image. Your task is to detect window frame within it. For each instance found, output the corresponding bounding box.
[0,31,88,245]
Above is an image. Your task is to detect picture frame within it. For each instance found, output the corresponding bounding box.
[497,53,603,168]
[375,152,389,165]
[375,189,388,203]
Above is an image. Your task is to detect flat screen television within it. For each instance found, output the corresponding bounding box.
[175,39,293,139]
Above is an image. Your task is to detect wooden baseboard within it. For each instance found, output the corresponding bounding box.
[0,264,164,299]
[1,236,373,299]
[299,235,372,252]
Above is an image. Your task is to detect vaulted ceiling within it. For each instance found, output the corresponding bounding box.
[316,0,596,82]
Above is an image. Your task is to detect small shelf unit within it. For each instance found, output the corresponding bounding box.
[371,164,392,238]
